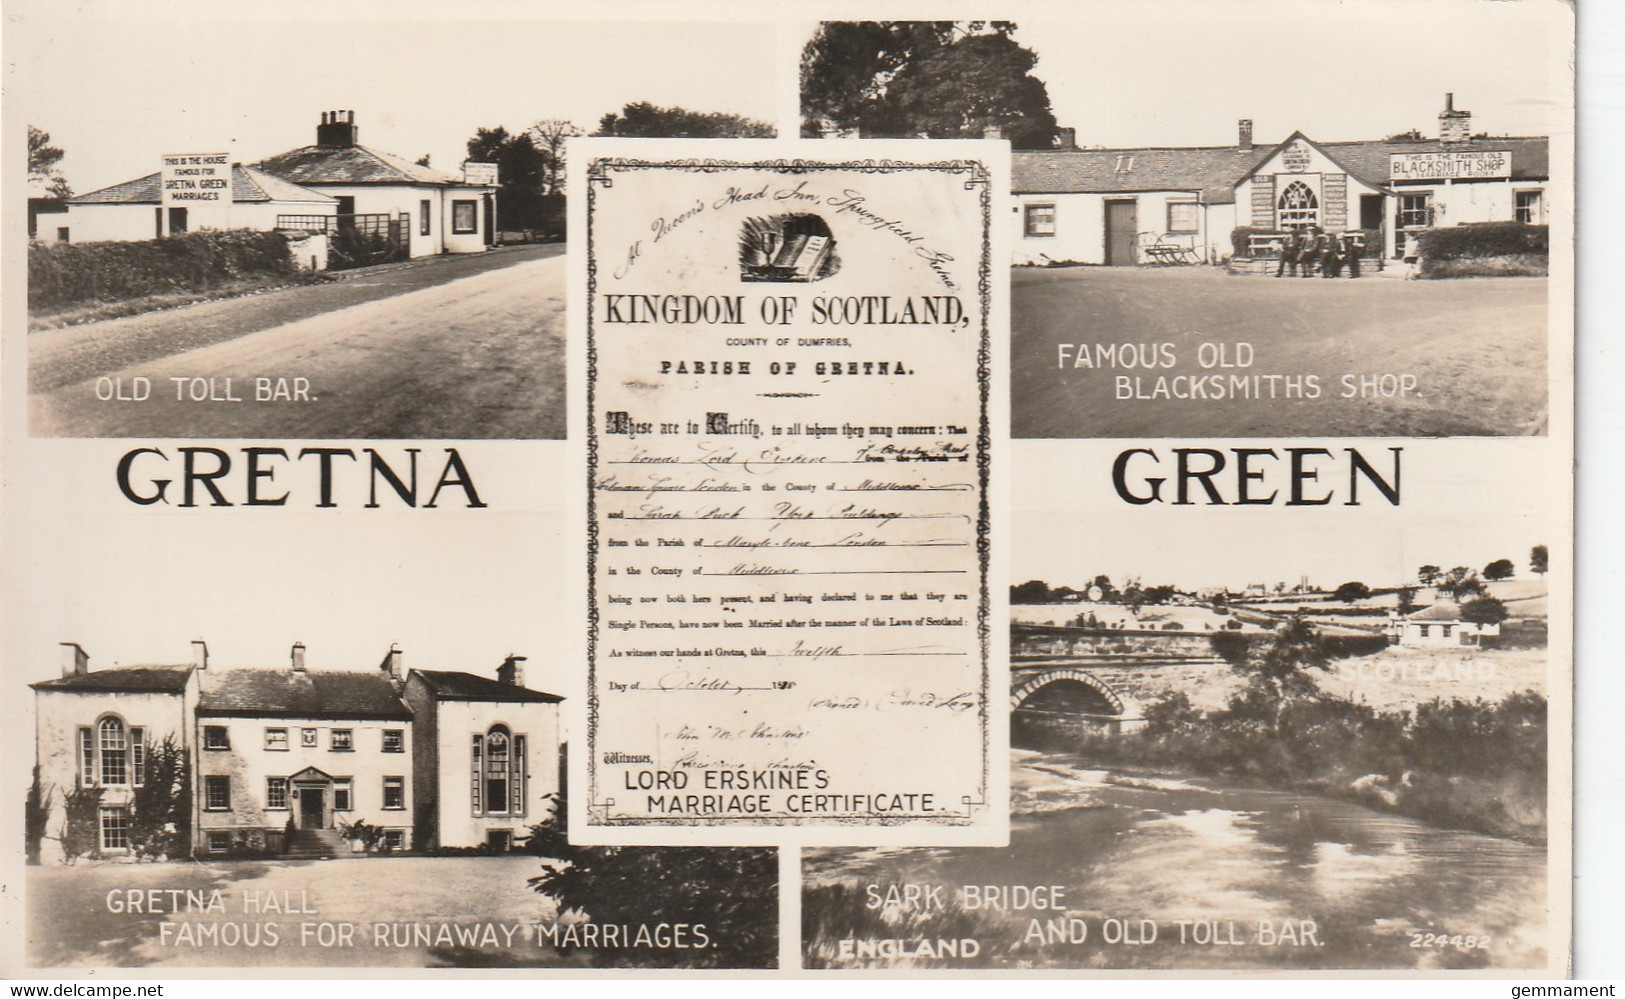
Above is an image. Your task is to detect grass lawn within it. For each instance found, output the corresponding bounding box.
[1012,267,1549,437]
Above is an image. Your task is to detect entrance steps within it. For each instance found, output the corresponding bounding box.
[284,828,346,859]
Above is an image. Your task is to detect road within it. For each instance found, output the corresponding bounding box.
[29,245,567,439]
[1012,267,1549,438]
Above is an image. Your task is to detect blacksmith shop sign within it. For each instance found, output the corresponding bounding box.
[1389,149,1512,181]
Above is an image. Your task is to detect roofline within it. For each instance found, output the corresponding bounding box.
[1018,134,1549,156]
[30,680,189,692]
[195,708,414,720]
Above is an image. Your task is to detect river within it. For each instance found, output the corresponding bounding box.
[802,748,1548,971]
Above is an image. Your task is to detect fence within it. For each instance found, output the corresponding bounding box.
[276,212,410,270]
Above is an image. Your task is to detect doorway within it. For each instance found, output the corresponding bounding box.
[298,787,325,829]
[1104,200,1137,265]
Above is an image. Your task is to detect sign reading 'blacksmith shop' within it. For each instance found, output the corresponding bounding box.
[1388,149,1512,181]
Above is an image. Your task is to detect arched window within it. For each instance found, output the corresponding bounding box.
[99,717,127,785]
[485,726,510,814]
[1277,181,1319,229]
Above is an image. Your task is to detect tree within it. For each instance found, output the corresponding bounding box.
[1418,565,1442,586]
[1460,596,1510,626]
[1530,544,1548,576]
[466,126,550,231]
[1010,579,1053,604]
[593,102,773,139]
[529,119,581,197]
[28,126,73,199]
[61,786,103,863]
[1231,615,1330,706]
[1397,586,1419,614]
[129,736,190,860]
[1438,568,1487,601]
[801,22,1056,149]
[1483,558,1515,581]
[26,766,50,866]
[1333,581,1372,602]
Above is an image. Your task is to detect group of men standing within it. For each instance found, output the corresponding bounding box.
[1274,224,1363,278]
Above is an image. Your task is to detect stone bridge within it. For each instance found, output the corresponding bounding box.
[1010,655,1238,727]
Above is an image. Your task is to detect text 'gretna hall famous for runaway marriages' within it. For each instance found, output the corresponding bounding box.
[30,641,562,862]
[1010,94,1550,267]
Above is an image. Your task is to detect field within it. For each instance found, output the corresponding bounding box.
[1012,267,1548,437]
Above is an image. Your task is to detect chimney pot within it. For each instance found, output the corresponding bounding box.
[497,654,527,687]
[291,641,306,672]
[316,110,359,147]
[1238,118,1254,151]
[381,643,403,681]
[192,639,209,670]
[1056,127,1077,150]
[59,642,90,678]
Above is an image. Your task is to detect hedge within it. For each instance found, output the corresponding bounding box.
[1419,222,1548,266]
[29,229,300,312]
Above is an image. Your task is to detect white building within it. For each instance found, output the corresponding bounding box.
[1012,95,1549,266]
[29,640,561,862]
[1391,602,1501,648]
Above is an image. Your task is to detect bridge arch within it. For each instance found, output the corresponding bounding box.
[1011,668,1134,716]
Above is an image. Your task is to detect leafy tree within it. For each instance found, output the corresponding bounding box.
[129,736,190,860]
[466,126,550,230]
[1141,584,1177,605]
[1439,569,1487,601]
[529,119,581,197]
[801,22,1055,149]
[593,102,773,139]
[28,126,73,199]
[26,766,50,865]
[1483,558,1515,581]
[1010,579,1053,604]
[1231,615,1330,706]
[1397,586,1419,614]
[61,786,104,863]
[1333,581,1372,602]
[1460,596,1510,626]
[1418,564,1442,586]
[1530,544,1548,576]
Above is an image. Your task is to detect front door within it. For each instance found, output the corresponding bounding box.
[299,788,324,829]
[1105,200,1137,266]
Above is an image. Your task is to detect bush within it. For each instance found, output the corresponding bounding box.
[1419,222,1547,276]
[28,230,300,312]
[1231,226,1277,259]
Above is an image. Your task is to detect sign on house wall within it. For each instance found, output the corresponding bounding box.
[1389,149,1512,181]
[462,162,499,186]
[160,151,232,230]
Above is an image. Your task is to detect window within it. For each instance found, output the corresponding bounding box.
[383,776,405,810]
[131,729,146,786]
[1515,190,1543,224]
[1419,625,1431,638]
[266,777,289,810]
[1023,203,1056,238]
[204,725,230,750]
[471,735,483,813]
[100,808,130,851]
[420,200,432,236]
[99,717,127,785]
[383,830,405,851]
[1398,192,1432,230]
[204,775,231,811]
[1276,180,1319,230]
[265,728,289,751]
[207,831,231,854]
[514,735,527,817]
[1441,625,1454,638]
[301,728,318,748]
[1166,201,1199,234]
[485,727,510,814]
[56,227,69,243]
[452,200,478,234]
[79,728,94,786]
[382,729,404,753]
[333,778,352,812]
[331,729,353,752]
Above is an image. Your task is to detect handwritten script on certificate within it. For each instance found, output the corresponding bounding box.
[575,143,1005,841]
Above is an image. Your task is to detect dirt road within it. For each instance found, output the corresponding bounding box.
[29,247,567,439]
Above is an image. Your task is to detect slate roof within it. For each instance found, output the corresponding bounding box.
[30,664,193,693]
[197,667,412,720]
[411,669,564,704]
[67,165,337,206]
[1407,601,1470,622]
[253,144,466,186]
[1012,134,1549,202]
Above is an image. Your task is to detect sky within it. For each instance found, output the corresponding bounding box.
[13,9,781,195]
[1016,0,1565,150]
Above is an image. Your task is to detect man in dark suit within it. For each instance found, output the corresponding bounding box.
[1343,234,1362,279]
[1275,229,1302,277]
[1299,225,1322,278]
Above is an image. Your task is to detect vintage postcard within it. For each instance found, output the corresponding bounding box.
[568,138,1010,845]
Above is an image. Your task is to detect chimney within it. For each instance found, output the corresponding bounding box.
[291,641,306,672]
[982,125,1004,141]
[1238,119,1254,152]
[1055,127,1077,150]
[1439,92,1471,144]
[191,639,209,670]
[59,642,89,678]
[380,643,403,682]
[497,654,527,688]
[316,109,359,148]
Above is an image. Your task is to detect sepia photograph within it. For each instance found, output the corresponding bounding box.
[800,4,1568,437]
[801,443,1565,972]
[16,10,777,439]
